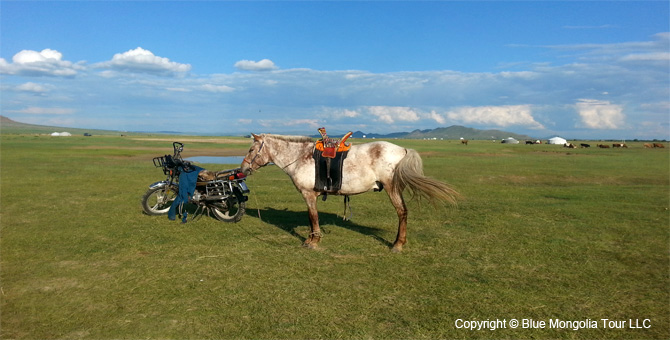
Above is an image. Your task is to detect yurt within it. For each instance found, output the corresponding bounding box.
[501,137,519,144]
[548,137,567,145]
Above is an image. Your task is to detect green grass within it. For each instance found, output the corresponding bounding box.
[1,135,668,339]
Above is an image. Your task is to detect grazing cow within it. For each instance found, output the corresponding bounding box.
[525,140,535,145]
[612,143,628,148]
[598,144,610,148]
[644,143,653,148]
[580,143,591,148]
[563,143,577,149]
[653,143,665,148]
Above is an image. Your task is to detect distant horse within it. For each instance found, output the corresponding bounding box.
[598,144,610,148]
[461,139,468,145]
[653,143,665,148]
[580,143,591,148]
[240,134,459,252]
[612,143,628,148]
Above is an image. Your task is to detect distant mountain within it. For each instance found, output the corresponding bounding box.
[330,126,533,140]
[403,125,533,140]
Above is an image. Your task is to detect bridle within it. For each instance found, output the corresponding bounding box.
[243,140,265,171]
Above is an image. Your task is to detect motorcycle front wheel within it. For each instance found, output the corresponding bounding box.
[141,186,178,215]
[209,198,246,222]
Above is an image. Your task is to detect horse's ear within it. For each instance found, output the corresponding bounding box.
[251,133,261,141]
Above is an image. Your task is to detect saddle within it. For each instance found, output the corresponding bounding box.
[313,128,353,193]
[316,128,352,158]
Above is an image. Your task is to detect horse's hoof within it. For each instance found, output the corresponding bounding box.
[391,246,403,253]
[302,241,318,250]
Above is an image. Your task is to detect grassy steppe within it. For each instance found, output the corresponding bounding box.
[1,134,668,339]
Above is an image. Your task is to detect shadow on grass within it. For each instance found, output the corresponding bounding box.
[248,207,393,248]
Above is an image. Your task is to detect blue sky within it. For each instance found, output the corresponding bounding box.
[1,1,669,139]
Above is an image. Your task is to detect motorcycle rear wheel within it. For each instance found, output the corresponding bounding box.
[209,198,246,222]
[142,186,178,215]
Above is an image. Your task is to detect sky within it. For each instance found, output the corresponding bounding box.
[1,1,669,139]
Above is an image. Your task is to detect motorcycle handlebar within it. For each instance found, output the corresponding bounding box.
[173,142,184,156]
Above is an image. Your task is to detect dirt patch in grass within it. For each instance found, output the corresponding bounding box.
[184,148,247,157]
[131,137,251,144]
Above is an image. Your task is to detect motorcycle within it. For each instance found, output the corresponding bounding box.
[141,142,249,223]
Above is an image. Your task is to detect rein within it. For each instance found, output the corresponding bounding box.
[243,140,265,170]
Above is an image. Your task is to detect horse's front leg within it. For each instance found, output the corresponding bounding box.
[301,191,321,249]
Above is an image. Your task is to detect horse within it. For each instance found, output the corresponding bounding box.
[461,139,468,145]
[240,133,459,252]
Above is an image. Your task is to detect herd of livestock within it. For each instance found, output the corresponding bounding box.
[560,142,666,149]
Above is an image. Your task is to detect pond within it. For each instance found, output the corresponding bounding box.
[185,156,245,165]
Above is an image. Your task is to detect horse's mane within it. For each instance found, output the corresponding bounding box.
[264,134,314,143]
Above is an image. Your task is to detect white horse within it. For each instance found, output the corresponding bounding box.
[241,133,458,252]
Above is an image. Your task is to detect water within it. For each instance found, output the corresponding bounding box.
[185,156,245,165]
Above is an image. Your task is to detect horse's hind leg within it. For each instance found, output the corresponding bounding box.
[387,188,408,252]
[301,191,321,249]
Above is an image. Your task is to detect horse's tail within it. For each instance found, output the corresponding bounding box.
[392,149,459,205]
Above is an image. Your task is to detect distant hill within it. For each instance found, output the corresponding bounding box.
[0,116,127,136]
[347,125,533,140]
[403,125,533,140]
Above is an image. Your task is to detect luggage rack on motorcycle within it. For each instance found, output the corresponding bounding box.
[152,142,187,175]
[153,155,175,175]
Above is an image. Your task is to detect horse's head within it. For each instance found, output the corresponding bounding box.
[240,133,271,175]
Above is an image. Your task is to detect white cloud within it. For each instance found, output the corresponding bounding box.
[620,52,670,62]
[201,84,235,93]
[429,110,446,124]
[8,106,75,115]
[284,119,320,128]
[342,109,359,118]
[234,59,278,71]
[446,105,545,129]
[258,118,320,129]
[575,99,625,129]
[366,106,420,124]
[0,49,83,77]
[96,47,191,75]
[166,87,191,92]
[544,32,670,64]
[563,24,617,30]
[16,82,51,93]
